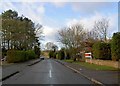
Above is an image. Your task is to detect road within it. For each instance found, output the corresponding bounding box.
[3,59,93,84]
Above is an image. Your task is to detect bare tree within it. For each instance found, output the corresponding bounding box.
[85,29,100,43]
[59,24,85,47]
[93,18,109,42]
[35,23,44,40]
[58,27,69,48]
[45,42,58,51]
[58,24,85,59]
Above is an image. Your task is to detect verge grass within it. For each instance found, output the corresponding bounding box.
[64,59,118,71]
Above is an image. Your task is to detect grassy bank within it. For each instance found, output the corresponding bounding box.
[64,59,118,71]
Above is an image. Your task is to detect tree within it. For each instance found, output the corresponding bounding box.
[34,23,43,44]
[58,48,65,60]
[1,9,42,51]
[52,45,58,52]
[45,42,58,51]
[58,24,85,59]
[93,18,109,42]
[45,42,58,59]
[111,32,120,61]
[1,10,18,49]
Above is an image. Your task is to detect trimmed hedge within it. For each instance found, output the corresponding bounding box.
[7,50,25,63]
[92,42,111,60]
[111,32,120,61]
[7,49,36,63]
[25,50,37,60]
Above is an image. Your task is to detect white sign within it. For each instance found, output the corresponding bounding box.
[85,52,92,59]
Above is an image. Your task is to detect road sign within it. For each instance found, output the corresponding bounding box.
[85,52,92,59]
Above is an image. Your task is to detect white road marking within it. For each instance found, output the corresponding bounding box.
[49,61,52,78]
[49,69,52,78]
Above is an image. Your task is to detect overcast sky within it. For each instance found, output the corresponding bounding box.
[0,0,119,49]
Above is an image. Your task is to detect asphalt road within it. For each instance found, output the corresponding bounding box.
[3,59,93,84]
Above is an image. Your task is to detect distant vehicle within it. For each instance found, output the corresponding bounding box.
[40,57,44,60]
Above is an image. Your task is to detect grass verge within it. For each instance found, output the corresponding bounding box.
[64,59,118,71]
[64,59,73,63]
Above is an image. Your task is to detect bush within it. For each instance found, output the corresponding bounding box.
[58,50,65,60]
[49,51,54,58]
[111,32,120,61]
[92,42,111,60]
[25,50,37,60]
[66,51,71,59]
[7,49,37,63]
[7,50,26,63]
[53,52,57,59]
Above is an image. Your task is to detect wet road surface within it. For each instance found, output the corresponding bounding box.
[3,59,93,84]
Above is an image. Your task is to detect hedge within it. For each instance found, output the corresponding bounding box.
[7,50,25,63]
[7,49,36,63]
[25,50,37,60]
[111,32,120,61]
[92,42,111,60]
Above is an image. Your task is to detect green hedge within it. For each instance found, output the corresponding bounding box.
[7,50,36,63]
[111,32,120,61]
[7,50,25,63]
[25,50,37,60]
[92,42,111,60]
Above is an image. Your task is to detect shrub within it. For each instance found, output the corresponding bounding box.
[25,50,37,60]
[111,32,120,61]
[7,49,37,63]
[58,50,65,60]
[49,51,54,58]
[53,52,57,59]
[7,49,26,63]
[57,51,61,60]
[92,42,111,60]
[66,51,71,59]
[56,52,59,59]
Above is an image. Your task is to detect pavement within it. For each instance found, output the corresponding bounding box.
[54,59,120,85]
[1,58,41,81]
